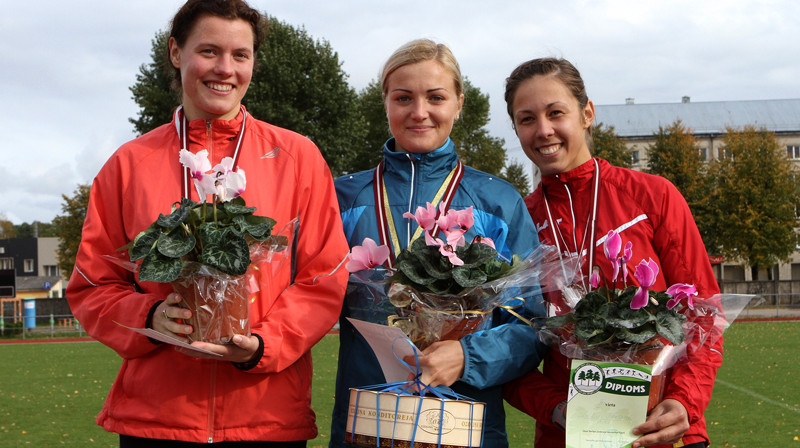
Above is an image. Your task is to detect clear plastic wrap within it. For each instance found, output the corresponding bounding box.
[348,244,579,349]
[109,218,296,344]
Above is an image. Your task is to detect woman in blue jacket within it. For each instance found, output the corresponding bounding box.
[330,39,545,448]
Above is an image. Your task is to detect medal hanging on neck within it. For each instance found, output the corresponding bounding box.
[174,105,248,200]
[373,159,464,269]
[543,158,601,289]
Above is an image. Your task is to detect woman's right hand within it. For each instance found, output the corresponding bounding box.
[153,293,193,339]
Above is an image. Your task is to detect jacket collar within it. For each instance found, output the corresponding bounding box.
[175,106,247,147]
[381,137,459,180]
[542,157,606,189]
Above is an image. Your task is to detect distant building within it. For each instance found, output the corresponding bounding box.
[595,97,800,170]
[593,98,800,283]
[0,237,68,322]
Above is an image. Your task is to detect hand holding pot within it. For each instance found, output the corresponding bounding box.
[154,293,193,341]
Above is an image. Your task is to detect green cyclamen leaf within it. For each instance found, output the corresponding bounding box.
[156,198,194,229]
[138,250,184,283]
[655,309,687,345]
[199,232,251,276]
[232,214,276,239]
[574,315,610,341]
[156,227,196,258]
[574,291,608,318]
[607,303,653,329]
[222,199,258,216]
[129,228,160,261]
[395,259,437,286]
[617,323,657,344]
[459,242,498,268]
[452,266,488,288]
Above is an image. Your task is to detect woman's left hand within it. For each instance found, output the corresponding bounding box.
[178,334,261,363]
[631,398,690,447]
[404,340,465,388]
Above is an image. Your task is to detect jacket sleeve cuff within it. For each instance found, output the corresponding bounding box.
[145,301,165,345]
[233,333,264,371]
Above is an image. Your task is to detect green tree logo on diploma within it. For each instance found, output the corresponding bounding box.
[572,363,604,395]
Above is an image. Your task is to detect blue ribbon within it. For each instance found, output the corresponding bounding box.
[348,337,483,448]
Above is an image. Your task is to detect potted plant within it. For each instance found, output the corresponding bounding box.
[124,149,287,343]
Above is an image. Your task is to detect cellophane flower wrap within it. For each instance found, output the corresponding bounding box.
[345,203,577,350]
[541,229,754,380]
[115,149,295,344]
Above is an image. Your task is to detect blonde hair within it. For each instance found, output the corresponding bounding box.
[380,39,463,97]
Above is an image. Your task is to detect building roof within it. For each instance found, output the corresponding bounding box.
[594,98,800,137]
[16,276,62,292]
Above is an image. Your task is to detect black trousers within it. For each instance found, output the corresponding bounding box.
[120,435,307,448]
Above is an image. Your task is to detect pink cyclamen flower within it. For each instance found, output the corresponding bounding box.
[620,241,633,282]
[589,266,601,289]
[213,157,235,175]
[345,238,390,272]
[631,258,659,309]
[403,202,438,232]
[425,233,464,266]
[666,283,698,310]
[216,168,247,202]
[604,230,622,282]
[179,149,212,180]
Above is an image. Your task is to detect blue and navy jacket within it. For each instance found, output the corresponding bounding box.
[330,138,546,448]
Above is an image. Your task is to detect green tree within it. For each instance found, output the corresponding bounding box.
[351,80,390,173]
[707,126,799,278]
[0,214,15,238]
[591,123,631,168]
[129,31,178,135]
[646,120,715,253]
[129,17,364,177]
[500,161,532,197]
[13,221,56,238]
[246,17,364,176]
[52,184,91,280]
[450,80,507,176]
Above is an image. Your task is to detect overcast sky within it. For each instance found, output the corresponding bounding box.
[2,0,799,225]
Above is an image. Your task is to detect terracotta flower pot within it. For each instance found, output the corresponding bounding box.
[171,267,251,344]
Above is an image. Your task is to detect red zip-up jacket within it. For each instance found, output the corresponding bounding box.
[505,158,721,448]
[67,109,348,443]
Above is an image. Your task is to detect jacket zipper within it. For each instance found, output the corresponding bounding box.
[207,360,217,443]
[405,154,416,248]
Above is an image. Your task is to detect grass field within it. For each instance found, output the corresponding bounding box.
[1,320,797,447]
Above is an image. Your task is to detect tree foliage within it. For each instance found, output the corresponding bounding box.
[592,123,631,169]
[52,184,91,280]
[129,31,179,135]
[500,161,532,197]
[646,120,715,253]
[245,17,363,176]
[13,222,56,238]
[449,80,507,176]
[706,126,799,272]
[0,214,15,238]
[129,17,363,177]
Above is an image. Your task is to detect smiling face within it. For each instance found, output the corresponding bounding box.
[169,15,255,121]
[511,75,595,175]
[384,59,464,154]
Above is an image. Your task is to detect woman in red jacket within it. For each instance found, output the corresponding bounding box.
[502,57,721,448]
[66,1,348,446]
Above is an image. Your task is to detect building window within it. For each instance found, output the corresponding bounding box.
[0,258,13,270]
[698,147,707,161]
[24,259,35,273]
[787,145,800,160]
[0,247,5,254]
[630,150,640,165]
[723,265,745,281]
[44,265,59,277]
[718,148,734,161]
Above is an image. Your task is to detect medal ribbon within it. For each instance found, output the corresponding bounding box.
[373,159,464,268]
[174,106,248,200]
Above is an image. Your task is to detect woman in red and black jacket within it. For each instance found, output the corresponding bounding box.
[502,57,720,448]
